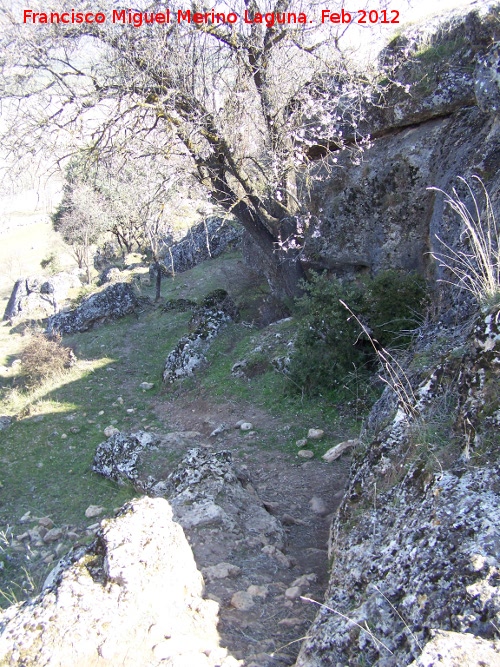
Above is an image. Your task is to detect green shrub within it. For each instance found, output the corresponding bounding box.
[289,270,428,397]
[364,269,429,347]
[289,274,369,396]
[40,252,61,275]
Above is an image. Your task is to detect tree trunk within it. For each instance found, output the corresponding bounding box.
[228,200,306,299]
[154,262,162,302]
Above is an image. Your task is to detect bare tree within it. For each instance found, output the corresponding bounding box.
[0,0,387,297]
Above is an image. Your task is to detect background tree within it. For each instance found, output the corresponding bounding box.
[0,0,388,297]
[55,181,109,283]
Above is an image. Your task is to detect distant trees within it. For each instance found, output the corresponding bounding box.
[54,181,108,283]
[0,0,385,297]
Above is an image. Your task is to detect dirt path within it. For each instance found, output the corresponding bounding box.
[154,394,352,666]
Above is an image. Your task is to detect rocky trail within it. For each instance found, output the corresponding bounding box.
[127,396,352,665]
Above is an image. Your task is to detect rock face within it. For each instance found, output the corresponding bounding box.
[47,282,138,335]
[163,290,238,383]
[157,217,242,276]
[0,497,240,667]
[296,306,500,666]
[3,273,81,321]
[242,3,500,286]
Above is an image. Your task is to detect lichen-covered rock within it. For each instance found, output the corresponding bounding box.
[47,282,138,335]
[162,290,238,383]
[92,430,206,494]
[475,41,500,114]
[166,448,285,548]
[93,437,285,550]
[296,307,500,666]
[3,273,81,322]
[409,630,500,666]
[156,217,241,277]
[0,497,241,667]
[296,463,500,666]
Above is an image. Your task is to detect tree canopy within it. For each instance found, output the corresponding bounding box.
[0,0,391,295]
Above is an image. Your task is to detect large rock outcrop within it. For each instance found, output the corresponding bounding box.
[296,304,500,666]
[157,217,242,277]
[241,2,500,287]
[47,282,138,335]
[0,497,241,667]
[3,273,81,322]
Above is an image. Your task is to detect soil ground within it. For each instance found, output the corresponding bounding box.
[155,391,352,664]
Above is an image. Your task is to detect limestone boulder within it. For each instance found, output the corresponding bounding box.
[47,282,138,335]
[0,497,241,667]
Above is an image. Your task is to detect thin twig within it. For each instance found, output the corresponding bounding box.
[300,596,394,655]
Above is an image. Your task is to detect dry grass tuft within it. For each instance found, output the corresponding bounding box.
[19,332,75,389]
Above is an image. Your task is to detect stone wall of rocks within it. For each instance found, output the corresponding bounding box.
[156,217,242,277]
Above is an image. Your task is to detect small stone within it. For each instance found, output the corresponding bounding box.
[61,433,67,439]
[69,426,81,434]
[98,410,104,416]
[285,586,302,600]
[203,563,242,581]
[20,511,31,523]
[291,573,317,588]
[231,591,255,611]
[16,532,29,542]
[104,426,120,438]
[126,408,135,414]
[85,505,105,518]
[67,532,79,541]
[43,528,63,543]
[296,438,308,448]
[140,382,154,390]
[282,514,307,526]
[298,450,314,459]
[247,584,268,599]
[309,496,327,515]
[240,422,253,431]
[37,526,48,538]
[210,423,227,437]
[322,439,359,462]
[43,554,55,564]
[116,397,124,404]
[234,420,246,428]
[307,428,324,440]
[262,545,293,568]
[38,517,54,529]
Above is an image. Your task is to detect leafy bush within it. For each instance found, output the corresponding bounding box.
[20,333,75,389]
[40,252,61,275]
[364,269,429,347]
[289,270,428,397]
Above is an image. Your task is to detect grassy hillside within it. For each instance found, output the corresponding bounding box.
[0,249,362,607]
